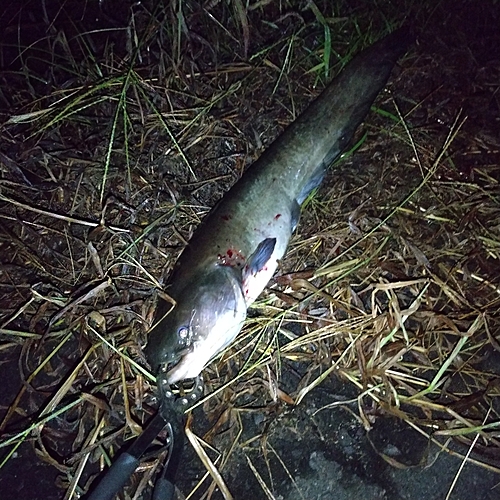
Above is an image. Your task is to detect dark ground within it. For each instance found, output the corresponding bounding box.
[1,1,500,499]
[2,360,500,500]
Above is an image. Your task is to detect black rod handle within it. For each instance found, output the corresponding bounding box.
[86,452,140,500]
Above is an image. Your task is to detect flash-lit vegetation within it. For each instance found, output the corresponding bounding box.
[0,1,499,499]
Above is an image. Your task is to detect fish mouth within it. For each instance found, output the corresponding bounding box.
[164,344,206,384]
[150,340,196,385]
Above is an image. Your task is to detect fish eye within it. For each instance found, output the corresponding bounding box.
[178,326,189,340]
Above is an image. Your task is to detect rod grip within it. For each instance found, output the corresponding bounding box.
[86,453,139,500]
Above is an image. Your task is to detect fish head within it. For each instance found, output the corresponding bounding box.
[145,265,247,384]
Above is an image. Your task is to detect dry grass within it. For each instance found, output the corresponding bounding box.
[0,1,499,499]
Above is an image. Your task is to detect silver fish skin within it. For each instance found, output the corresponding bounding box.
[146,28,412,383]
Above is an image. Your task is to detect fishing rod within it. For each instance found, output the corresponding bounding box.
[86,375,204,500]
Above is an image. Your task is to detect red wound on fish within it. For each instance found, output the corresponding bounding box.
[217,247,246,268]
[221,214,231,221]
[274,214,282,220]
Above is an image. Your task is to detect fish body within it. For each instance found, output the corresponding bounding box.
[146,28,411,383]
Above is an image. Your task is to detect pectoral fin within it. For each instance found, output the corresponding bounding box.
[245,238,276,276]
[241,237,277,305]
